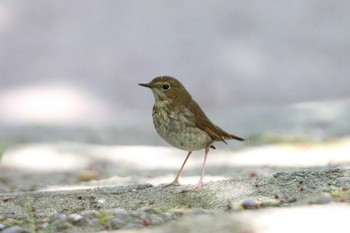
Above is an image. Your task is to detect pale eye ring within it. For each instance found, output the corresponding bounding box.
[162,83,170,90]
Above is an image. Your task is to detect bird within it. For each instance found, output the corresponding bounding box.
[139,76,245,190]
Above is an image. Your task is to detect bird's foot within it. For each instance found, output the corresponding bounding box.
[181,181,207,192]
[161,180,181,188]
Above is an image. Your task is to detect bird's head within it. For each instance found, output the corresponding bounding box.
[139,76,192,104]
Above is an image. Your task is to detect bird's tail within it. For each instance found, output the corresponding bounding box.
[212,125,246,143]
[226,133,246,142]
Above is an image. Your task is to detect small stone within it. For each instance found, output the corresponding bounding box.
[97,198,106,204]
[149,215,164,225]
[132,211,147,219]
[241,199,259,209]
[284,196,297,203]
[57,222,73,231]
[57,213,67,222]
[109,217,125,230]
[312,193,333,204]
[142,218,151,227]
[0,224,5,231]
[41,223,49,229]
[87,218,101,227]
[68,213,84,225]
[111,208,129,216]
[161,212,174,221]
[130,210,140,217]
[2,226,25,233]
[80,210,99,218]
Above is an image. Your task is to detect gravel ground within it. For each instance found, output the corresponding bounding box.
[0,168,350,232]
[0,141,350,232]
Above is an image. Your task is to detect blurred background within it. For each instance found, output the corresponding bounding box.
[0,3,350,232]
[0,0,350,146]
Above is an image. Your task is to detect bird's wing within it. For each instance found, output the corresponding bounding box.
[186,100,245,142]
[185,100,226,143]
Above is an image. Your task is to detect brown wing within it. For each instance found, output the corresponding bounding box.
[186,100,245,143]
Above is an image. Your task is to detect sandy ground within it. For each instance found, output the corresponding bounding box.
[0,138,350,232]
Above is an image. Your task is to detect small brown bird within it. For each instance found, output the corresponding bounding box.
[139,76,245,190]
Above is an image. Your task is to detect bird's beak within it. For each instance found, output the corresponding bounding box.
[138,82,152,88]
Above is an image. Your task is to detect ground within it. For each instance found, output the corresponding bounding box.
[0,139,350,232]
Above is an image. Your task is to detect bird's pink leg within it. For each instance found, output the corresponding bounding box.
[165,151,192,186]
[182,147,209,191]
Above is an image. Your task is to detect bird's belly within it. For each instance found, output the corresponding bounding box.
[152,110,212,151]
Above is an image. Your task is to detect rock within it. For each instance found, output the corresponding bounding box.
[161,212,176,221]
[241,199,259,209]
[111,207,129,216]
[80,209,99,218]
[56,222,73,231]
[2,226,28,233]
[109,217,125,229]
[67,213,84,225]
[87,218,101,227]
[311,193,334,204]
[40,222,49,229]
[149,215,164,225]
[57,213,67,222]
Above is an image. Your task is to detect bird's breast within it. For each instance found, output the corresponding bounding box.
[152,102,212,151]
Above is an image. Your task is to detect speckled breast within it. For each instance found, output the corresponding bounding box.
[152,102,212,151]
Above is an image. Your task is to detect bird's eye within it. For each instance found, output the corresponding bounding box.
[162,83,170,90]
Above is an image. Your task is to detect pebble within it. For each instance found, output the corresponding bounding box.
[0,207,201,232]
[56,222,73,231]
[284,196,298,203]
[80,209,99,217]
[1,226,28,233]
[111,207,129,216]
[311,193,333,204]
[57,213,67,222]
[150,215,164,225]
[241,199,259,209]
[161,212,175,220]
[40,222,49,229]
[109,217,125,229]
[133,211,147,219]
[87,218,101,227]
[67,213,84,225]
